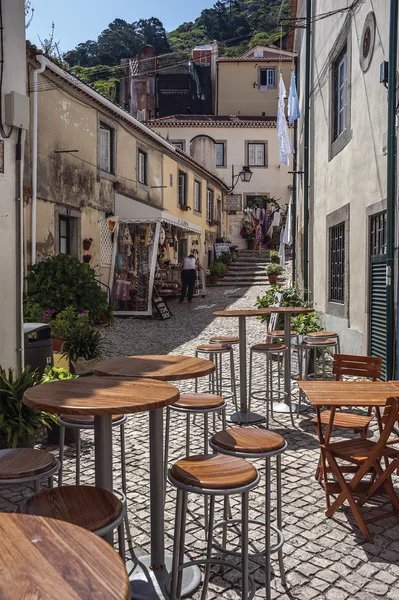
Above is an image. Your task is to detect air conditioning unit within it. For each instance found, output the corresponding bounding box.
[137,109,147,122]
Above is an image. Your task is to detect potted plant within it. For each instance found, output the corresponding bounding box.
[62,323,106,375]
[113,181,121,190]
[0,366,57,448]
[23,296,44,323]
[218,262,228,279]
[218,251,232,271]
[269,250,280,264]
[48,306,78,351]
[83,253,91,264]
[83,237,93,251]
[41,365,78,444]
[266,263,284,285]
[209,263,222,285]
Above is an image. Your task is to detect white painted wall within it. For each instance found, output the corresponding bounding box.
[0,0,27,369]
[295,0,392,354]
[152,123,292,248]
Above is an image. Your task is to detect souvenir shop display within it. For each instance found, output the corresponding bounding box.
[240,198,285,250]
[109,219,206,316]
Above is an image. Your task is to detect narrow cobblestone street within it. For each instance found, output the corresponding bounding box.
[3,274,399,599]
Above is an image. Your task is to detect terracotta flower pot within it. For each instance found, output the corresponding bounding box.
[83,241,92,250]
[268,274,278,285]
[210,275,219,285]
[52,338,63,352]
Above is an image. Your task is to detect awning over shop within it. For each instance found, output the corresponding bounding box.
[115,194,202,234]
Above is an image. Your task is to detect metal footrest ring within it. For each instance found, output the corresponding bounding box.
[212,517,284,558]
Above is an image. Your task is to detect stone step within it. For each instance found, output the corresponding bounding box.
[219,277,286,286]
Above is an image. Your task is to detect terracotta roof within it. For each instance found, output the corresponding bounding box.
[148,115,282,128]
[217,55,293,62]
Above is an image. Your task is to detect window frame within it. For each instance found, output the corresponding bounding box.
[207,188,214,223]
[326,204,350,319]
[138,149,148,185]
[171,140,186,151]
[178,170,187,207]
[194,179,202,213]
[259,67,276,88]
[328,15,352,160]
[59,216,70,255]
[334,48,348,140]
[329,222,345,304]
[99,122,114,174]
[215,141,226,168]
[247,142,267,168]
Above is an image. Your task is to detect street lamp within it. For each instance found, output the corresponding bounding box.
[230,165,253,192]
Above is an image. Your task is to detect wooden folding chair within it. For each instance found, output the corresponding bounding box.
[320,397,399,542]
[312,355,383,483]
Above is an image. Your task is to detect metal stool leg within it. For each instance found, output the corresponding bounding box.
[164,407,171,491]
[265,354,270,429]
[117,520,125,561]
[248,349,253,417]
[186,414,191,456]
[170,488,184,600]
[265,457,271,600]
[204,414,209,538]
[58,424,65,486]
[177,491,188,599]
[201,495,216,600]
[277,454,286,586]
[75,430,81,486]
[120,422,133,549]
[230,350,240,423]
[33,480,40,494]
[241,491,249,600]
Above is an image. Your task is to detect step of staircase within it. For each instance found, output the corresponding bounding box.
[216,277,286,287]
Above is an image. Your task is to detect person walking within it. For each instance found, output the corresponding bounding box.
[179,254,207,303]
[253,220,264,255]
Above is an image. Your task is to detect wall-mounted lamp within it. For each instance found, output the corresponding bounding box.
[230,165,253,192]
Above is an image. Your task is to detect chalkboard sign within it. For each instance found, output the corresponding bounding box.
[223,194,242,212]
[214,242,231,260]
[152,293,173,320]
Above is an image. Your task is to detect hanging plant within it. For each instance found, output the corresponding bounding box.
[83,254,92,264]
[83,238,93,250]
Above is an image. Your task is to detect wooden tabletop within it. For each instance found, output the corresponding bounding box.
[23,376,180,416]
[94,355,215,381]
[213,307,313,318]
[0,513,129,599]
[298,380,399,407]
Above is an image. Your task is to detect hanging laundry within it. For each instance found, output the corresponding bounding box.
[283,195,292,245]
[288,71,301,125]
[279,228,286,266]
[277,73,294,166]
[273,210,281,227]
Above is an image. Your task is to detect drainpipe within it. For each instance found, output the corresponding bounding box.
[303,0,311,299]
[292,58,298,283]
[387,0,398,378]
[31,57,46,265]
[16,129,25,373]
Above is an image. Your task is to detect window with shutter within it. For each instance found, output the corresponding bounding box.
[248,143,266,167]
[215,142,225,167]
[99,124,112,172]
[267,68,275,87]
[138,150,147,184]
[207,189,214,222]
[333,46,348,140]
[194,180,201,212]
[178,171,187,206]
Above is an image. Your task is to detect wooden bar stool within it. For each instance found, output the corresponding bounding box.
[0,448,59,496]
[248,343,294,426]
[195,344,239,419]
[167,454,260,600]
[210,428,287,600]
[16,484,126,559]
[164,392,227,532]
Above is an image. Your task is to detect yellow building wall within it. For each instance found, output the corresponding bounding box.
[217,61,291,116]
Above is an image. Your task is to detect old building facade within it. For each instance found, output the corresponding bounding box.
[294,1,395,366]
[24,49,228,290]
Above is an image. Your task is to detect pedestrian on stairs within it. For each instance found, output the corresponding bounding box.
[179,254,207,303]
[253,220,264,255]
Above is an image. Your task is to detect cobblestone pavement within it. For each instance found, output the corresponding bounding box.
[2,270,399,599]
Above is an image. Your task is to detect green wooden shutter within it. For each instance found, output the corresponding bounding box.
[369,256,387,379]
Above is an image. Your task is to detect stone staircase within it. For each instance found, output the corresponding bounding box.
[216,249,286,287]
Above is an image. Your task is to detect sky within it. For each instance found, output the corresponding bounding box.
[27,0,214,53]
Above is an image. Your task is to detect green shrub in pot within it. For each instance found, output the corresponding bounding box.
[269,250,280,264]
[62,323,106,374]
[218,251,232,266]
[209,262,223,277]
[0,366,57,448]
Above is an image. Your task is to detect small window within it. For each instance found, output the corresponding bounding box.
[138,150,147,185]
[333,47,348,140]
[329,222,345,303]
[215,142,225,167]
[194,180,201,212]
[248,143,266,167]
[259,67,276,88]
[59,216,70,254]
[178,171,187,206]
[207,189,214,222]
[171,141,185,151]
[99,123,113,173]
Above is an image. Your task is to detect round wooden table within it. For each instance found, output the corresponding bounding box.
[24,377,179,555]
[83,358,214,600]
[94,354,215,381]
[213,307,314,422]
[0,512,129,599]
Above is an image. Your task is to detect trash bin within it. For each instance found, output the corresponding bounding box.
[24,323,53,376]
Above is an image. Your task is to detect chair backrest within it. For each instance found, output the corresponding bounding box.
[333,354,382,381]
